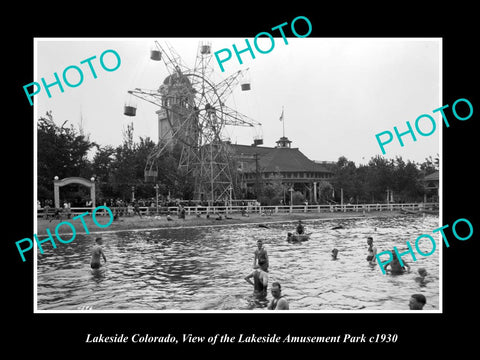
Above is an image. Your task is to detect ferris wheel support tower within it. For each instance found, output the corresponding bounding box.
[125,40,261,203]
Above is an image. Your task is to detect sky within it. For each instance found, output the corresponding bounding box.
[35,37,441,165]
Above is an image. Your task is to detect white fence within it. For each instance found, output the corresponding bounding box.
[37,202,439,218]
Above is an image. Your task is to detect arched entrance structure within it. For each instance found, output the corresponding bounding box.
[53,176,95,209]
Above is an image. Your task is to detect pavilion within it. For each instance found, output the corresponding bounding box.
[230,136,334,203]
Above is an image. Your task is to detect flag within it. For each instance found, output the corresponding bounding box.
[279,108,284,122]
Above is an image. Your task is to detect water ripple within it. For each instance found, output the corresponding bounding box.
[37,215,440,311]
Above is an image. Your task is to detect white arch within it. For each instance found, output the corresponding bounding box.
[53,177,95,209]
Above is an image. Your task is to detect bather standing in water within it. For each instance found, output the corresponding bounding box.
[267,282,289,310]
[244,267,268,298]
[384,251,410,274]
[90,237,107,269]
[366,237,377,263]
[296,220,305,235]
[253,239,269,272]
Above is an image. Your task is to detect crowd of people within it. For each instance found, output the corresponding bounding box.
[38,197,256,220]
[84,211,429,311]
[242,226,429,311]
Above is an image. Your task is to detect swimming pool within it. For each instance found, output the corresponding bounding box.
[36,215,440,311]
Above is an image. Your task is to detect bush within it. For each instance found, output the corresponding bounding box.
[292,191,305,205]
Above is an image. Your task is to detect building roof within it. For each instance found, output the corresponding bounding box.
[230,143,273,157]
[230,144,332,174]
[423,171,439,182]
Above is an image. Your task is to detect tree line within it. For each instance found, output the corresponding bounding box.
[37,113,438,206]
[37,113,193,206]
[256,154,438,206]
[329,155,438,204]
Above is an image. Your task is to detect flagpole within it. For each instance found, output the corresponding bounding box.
[282,106,285,138]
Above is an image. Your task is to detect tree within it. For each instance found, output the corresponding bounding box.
[316,180,334,203]
[291,191,306,205]
[108,123,137,199]
[331,156,358,203]
[91,144,115,199]
[420,154,439,175]
[391,156,423,202]
[354,165,369,203]
[106,123,162,200]
[364,155,395,203]
[99,123,194,201]
[92,145,115,181]
[37,111,95,202]
[258,167,284,205]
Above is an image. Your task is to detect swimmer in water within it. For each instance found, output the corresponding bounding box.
[244,267,268,298]
[415,268,430,287]
[331,248,339,260]
[253,239,269,272]
[90,237,107,269]
[267,282,289,310]
[296,220,305,235]
[366,237,377,263]
[409,294,426,310]
[384,250,410,274]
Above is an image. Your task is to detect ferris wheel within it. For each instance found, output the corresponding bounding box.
[124,40,262,203]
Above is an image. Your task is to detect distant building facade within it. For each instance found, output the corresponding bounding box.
[422,170,439,202]
[153,74,334,203]
[230,136,334,203]
[156,73,198,150]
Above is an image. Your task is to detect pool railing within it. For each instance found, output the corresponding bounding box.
[36,202,439,218]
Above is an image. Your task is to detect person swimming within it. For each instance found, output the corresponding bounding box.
[384,250,410,274]
[90,237,107,269]
[331,248,339,260]
[415,268,430,287]
[409,294,426,310]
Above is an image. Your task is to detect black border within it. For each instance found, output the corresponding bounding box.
[7,5,478,354]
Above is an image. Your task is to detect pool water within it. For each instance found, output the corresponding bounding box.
[36,215,440,311]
